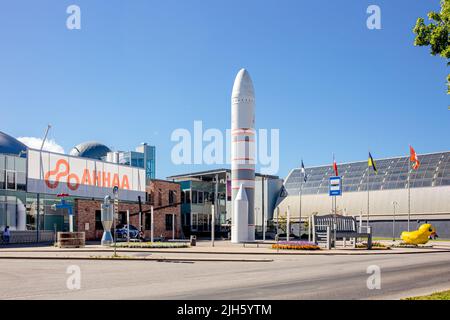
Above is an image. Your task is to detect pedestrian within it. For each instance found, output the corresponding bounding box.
[3,226,11,244]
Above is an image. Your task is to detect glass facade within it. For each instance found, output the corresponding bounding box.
[0,154,73,232]
[119,144,156,180]
[285,152,450,195]
[179,180,227,233]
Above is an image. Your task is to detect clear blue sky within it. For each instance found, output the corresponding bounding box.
[1,0,448,179]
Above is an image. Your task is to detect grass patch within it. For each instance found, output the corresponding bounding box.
[114,242,190,249]
[405,290,450,300]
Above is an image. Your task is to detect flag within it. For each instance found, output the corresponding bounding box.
[301,160,308,183]
[333,155,339,176]
[410,145,420,170]
[368,152,377,174]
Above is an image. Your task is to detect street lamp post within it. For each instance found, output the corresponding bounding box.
[287,206,291,242]
[151,205,154,243]
[172,213,175,241]
[255,207,260,239]
[112,186,119,257]
[212,174,219,247]
[392,201,399,242]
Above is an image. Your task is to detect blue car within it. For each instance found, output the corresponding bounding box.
[115,224,140,240]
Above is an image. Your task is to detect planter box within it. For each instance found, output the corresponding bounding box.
[57,232,85,248]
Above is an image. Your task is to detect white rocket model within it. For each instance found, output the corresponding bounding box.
[231,68,256,243]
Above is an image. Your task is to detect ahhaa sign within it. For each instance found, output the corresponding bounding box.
[27,149,146,201]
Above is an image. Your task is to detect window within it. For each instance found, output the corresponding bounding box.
[169,190,176,205]
[17,172,26,191]
[192,190,198,204]
[185,190,191,204]
[165,214,173,231]
[198,191,203,204]
[204,192,209,203]
[6,171,16,190]
[145,213,151,230]
[181,191,185,203]
[118,211,127,225]
[146,192,154,205]
[95,210,103,230]
[0,170,4,190]
[219,193,226,206]
[191,213,198,231]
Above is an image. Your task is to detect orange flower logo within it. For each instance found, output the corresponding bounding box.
[44,159,80,191]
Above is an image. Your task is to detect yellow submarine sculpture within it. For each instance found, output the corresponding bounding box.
[401,224,437,245]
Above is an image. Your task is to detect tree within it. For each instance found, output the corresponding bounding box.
[413,0,450,94]
[277,214,287,234]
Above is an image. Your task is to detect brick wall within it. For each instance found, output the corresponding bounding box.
[75,179,181,241]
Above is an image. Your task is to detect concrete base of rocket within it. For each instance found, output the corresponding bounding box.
[231,185,249,243]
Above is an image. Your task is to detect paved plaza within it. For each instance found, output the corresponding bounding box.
[1,241,450,300]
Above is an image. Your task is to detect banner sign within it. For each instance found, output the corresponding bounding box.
[27,149,146,201]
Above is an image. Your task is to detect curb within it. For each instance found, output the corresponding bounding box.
[1,248,450,256]
[0,255,274,263]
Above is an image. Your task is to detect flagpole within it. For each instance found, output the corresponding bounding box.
[299,179,303,238]
[408,167,411,232]
[332,153,335,216]
[367,159,370,230]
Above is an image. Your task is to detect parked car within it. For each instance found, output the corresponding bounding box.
[115,224,140,240]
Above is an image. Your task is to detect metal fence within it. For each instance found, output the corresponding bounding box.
[0,231,55,245]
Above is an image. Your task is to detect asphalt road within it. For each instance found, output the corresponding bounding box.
[1,252,450,300]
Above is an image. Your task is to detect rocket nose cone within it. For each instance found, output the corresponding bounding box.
[236,184,249,201]
[232,68,255,99]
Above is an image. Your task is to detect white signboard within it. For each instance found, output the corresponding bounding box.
[27,149,146,201]
[329,176,342,196]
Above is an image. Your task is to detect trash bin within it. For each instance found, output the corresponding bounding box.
[190,235,197,246]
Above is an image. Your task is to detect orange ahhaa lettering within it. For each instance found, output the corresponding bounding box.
[45,157,132,192]
[121,175,130,190]
[102,172,111,188]
[112,174,120,189]
[93,170,101,187]
[81,169,92,185]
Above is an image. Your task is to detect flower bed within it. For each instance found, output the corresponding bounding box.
[356,242,391,250]
[272,241,321,251]
[114,242,190,249]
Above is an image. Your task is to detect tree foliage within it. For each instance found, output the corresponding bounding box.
[277,214,287,234]
[413,0,450,93]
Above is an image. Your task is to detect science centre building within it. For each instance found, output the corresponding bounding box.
[0,130,180,242]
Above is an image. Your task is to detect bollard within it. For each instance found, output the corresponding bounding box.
[367,226,373,250]
[326,226,331,250]
[190,235,197,247]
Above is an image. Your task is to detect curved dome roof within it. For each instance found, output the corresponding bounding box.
[70,141,111,160]
[0,131,27,156]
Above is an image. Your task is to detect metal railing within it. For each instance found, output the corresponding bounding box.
[0,231,55,245]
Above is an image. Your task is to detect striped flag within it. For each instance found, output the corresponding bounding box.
[368,152,378,174]
[410,146,420,170]
[301,160,308,183]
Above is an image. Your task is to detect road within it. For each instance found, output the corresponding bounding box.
[1,251,450,300]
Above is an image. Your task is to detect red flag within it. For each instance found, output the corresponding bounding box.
[409,145,420,170]
[333,157,339,176]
